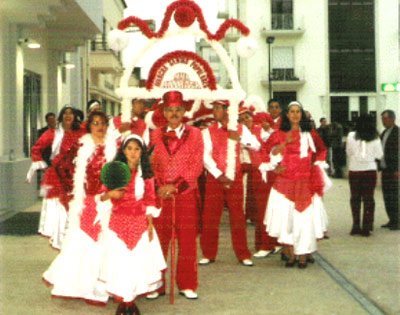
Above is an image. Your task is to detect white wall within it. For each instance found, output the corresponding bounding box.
[375,0,400,130]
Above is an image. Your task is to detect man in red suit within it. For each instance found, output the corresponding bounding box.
[149,90,204,300]
[199,100,260,267]
[238,106,280,259]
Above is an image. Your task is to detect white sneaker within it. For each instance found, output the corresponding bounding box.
[241,259,254,266]
[146,292,161,300]
[253,250,273,258]
[179,289,198,299]
[199,258,213,265]
[273,246,283,254]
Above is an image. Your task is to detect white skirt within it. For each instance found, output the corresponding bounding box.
[99,229,166,303]
[38,198,67,250]
[43,228,109,304]
[264,188,328,255]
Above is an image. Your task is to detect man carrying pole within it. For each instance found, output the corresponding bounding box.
[148,90,204,300]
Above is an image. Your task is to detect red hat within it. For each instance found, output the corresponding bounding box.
[160,91,187,109]
[211,100,230,107]
[239,105,252,115]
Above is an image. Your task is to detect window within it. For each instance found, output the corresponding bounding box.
[329,0,376,92]
[272,47,297,80]
[273,91,296,110]
[271,0,293,30]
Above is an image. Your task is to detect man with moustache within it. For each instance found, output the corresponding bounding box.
[149,90,204,300]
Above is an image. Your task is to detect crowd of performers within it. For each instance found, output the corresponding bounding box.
[27,90,330,315]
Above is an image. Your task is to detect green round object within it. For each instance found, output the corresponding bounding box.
[101,161,131,190]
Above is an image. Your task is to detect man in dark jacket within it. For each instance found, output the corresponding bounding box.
[380,110,399,230]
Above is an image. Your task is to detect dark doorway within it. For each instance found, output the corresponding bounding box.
[23,70,42,158]
[273,91,297,111]
[331,96,351,133]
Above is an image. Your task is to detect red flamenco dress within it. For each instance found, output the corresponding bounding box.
[29,127,85,249]
[99,169,166,303]
[43,133,117,305]
[262,129,329,255]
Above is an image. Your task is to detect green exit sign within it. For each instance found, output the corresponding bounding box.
[381,83,400,92]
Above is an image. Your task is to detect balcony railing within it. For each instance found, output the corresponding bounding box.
[271,68,299,81]
[90,40,121,62]
[272,13,293,30]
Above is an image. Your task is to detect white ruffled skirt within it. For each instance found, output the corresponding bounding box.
[264,188,328,255]
[38,198,67,250]
[99,229,166,303]
[42,228,109,304]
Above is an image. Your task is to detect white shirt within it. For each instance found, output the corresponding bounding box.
[166,124,185,139]
[346,131,383,171]
[202,123,260,178]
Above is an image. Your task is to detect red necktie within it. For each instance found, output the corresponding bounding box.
[165,130,179,154]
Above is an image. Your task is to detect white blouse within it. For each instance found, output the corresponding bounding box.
[346,131,383,171]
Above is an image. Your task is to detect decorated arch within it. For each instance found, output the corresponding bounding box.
[109,0,258,180]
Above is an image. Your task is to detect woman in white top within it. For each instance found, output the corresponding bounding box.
[346,114,383,236]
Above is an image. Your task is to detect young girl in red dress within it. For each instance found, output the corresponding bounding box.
[99,134,166,315]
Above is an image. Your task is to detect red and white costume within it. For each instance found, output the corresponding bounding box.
[242,124,278,252]
[28,126,85,249]
[201,123,260,261]
[43,133,117,304]
[99,169,166,303]
[151,124,204,293]
[261,129,329,255]
[109,116,150,146]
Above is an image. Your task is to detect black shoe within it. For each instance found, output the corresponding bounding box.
[306,255,315,264]
[281,253,289,261]
[350,226,361,235]
[381,222,391,228]
[360,230,371,237]
[116,303,126,315]
[298,261,307,269]
[285,258,296,267]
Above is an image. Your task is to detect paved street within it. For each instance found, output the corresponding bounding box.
[0,177,399,315]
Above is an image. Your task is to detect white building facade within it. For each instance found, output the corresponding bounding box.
[0,0,103,219]
[217,0,399,129]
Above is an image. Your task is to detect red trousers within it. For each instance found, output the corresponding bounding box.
[200,173,251,261]
[349,170,377,231]
[254,170,278,251]
[153,190,198,292]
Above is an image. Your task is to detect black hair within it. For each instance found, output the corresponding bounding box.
[87,99,101,113]
[115,138,154,180]
[280,106,312,132]
[320,117,326,123]
[57,106,81,130]
[75,109,84,123]
[381,110,396,119]
[355,114,378,142]
[45,112,56,121]
[86,111,109,133]
[268,99,280,108]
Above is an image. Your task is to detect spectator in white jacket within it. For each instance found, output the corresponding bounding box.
[346,114,383,237]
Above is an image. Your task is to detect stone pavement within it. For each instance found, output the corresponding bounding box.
[0,178,399,315]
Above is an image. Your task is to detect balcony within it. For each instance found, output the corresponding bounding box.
[217,10,229,19]
[90,41,123,73]
[223,28,241,42]
[260,68,306,91]
[261,14,305,38]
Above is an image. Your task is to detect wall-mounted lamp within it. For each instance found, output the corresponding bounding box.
[60,62,76,69]
[18,38,41,49]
